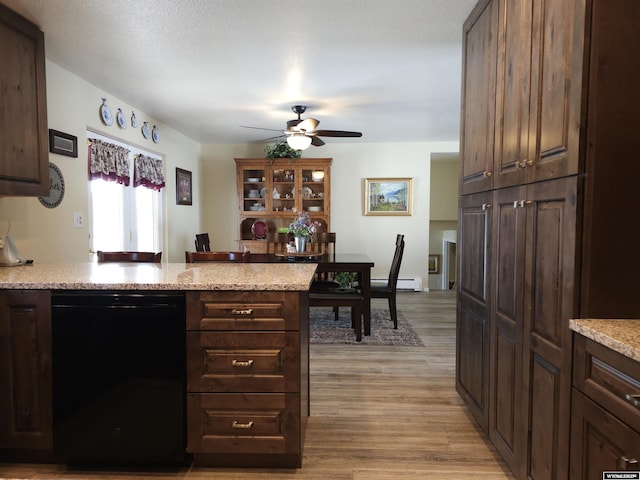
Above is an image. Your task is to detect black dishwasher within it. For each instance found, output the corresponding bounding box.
[52,290,187,466]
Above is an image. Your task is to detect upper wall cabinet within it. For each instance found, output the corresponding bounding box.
[461,0,585,194]
[0,3,49,196]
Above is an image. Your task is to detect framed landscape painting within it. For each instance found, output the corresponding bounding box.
[176,168,192,205]
[364,178,413,216]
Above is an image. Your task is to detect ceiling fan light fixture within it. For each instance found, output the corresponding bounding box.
[287,134,312,150]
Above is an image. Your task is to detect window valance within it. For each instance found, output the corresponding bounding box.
[88,138,131,185]
[134,154,165,191]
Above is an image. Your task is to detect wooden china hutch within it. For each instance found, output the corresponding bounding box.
[235,158,332,253]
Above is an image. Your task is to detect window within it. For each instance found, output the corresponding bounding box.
[88,131,163,253]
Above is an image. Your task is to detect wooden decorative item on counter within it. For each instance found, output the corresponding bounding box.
[235,158,331,253]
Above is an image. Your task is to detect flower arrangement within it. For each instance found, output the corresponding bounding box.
[288,210,320,238]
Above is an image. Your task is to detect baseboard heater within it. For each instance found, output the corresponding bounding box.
[372,277,423,291]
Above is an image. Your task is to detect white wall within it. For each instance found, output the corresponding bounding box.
[199,142,460,289]
[0,61,202,263]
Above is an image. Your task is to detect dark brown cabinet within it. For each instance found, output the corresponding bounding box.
[0,3,49,196]
[456,190,492,432]
[571,335,640,478]
[0,290,53,459]
[458,0,640,478]
[185,290,309,468]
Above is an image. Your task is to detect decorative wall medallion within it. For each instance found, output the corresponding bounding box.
[38,162,65,208]
[99,98,113,126]
[116,108,127,129]
[141,121,150,139]
[131,110,138,127]
[152,125,159,143]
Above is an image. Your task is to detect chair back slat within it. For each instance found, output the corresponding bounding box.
[387,234,405,289]
[195,233,211,252]
[266,232,291,254]
[97,251,162,263]
[185,251,249,263]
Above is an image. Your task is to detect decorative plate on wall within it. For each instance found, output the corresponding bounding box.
[116,108,127,129]
[152,125,159,143]
[131,111,138,128]
[99,98,113,126]
[38,162,65,208]
[141,122,151,139]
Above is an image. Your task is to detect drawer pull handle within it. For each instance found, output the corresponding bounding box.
[231,308,253,315]
[232,421,254,429]
[232,359,254,368]
[625,394,640,409]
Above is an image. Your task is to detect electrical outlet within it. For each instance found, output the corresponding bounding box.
[73,211,84,228]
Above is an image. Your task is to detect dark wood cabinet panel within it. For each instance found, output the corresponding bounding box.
[460,0,497,195]
[0,290,52,453]
[456,191,492,431]
[0,3,49,196]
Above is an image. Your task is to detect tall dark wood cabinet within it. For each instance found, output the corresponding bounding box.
[458,0,640,478]
[0,3,49,196]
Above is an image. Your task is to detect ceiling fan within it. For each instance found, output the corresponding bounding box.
[241,105,362,149]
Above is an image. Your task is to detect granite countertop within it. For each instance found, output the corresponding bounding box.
[0,262,318,291]
[570,318,640,363]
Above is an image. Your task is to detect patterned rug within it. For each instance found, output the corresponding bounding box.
[309,307,424,346]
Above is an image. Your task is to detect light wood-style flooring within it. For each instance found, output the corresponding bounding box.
[0,291,514,480]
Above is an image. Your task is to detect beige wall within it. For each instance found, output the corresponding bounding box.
[0,60,461,285]
[0,61,202,263]
[200,142,460,289]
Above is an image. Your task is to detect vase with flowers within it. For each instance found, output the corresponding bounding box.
[288,209,320,253]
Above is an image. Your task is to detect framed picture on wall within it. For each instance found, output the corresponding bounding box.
[428,254,441,274]
[363,177,413,216]
[176,168,192,205]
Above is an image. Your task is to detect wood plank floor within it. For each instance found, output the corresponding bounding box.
[0,291,514,480]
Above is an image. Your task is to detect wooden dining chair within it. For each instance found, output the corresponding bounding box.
[185,251,250,263]
[97,251,162,263]
[309,290,364,342]
[371,234,405,329]
[195,233,211,252]
[266,232,292,254]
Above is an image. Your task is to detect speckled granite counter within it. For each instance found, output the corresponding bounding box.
[0,262,317,291]
[570,319,640,363]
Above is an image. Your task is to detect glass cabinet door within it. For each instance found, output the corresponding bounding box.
[301,167,326,214]
[271,167,295,213]
[241,168,266,213]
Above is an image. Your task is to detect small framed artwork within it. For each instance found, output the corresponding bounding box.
[428,254,441,274]
[176,168,192,205]
[48,129,78,157]
[364,177,413,216]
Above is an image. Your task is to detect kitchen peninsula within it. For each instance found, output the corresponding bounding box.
[0,262,317,469]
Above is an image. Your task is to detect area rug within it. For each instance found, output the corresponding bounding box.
[309,307,424,346]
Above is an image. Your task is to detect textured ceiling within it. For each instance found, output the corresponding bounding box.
[3,0,477,145]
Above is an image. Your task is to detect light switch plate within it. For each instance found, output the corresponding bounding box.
[73,211,84,228]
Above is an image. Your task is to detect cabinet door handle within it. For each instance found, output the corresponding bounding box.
[232,421,254,429]
[621,456,639,469]
[625,393,640,409]
[483,171,493,178]
[482,203,492,210]
[231,308,254,315]
[231,359,254,368]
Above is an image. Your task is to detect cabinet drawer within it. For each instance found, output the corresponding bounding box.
[573,335,640,433]
[187,393,300,455]
[186,291,301,331]
[187,331,300,392]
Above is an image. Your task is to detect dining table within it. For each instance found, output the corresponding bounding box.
[247,252,375,335]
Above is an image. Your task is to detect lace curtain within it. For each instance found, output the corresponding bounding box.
[88,139,165,191]
[134,154,165,191]
[88,139,131,185]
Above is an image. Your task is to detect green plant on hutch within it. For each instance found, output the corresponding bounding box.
[265,141,302,162]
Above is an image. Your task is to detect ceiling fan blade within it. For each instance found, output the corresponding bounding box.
[240,125,284,132]
[311,136,325,146]
[315,130,362,137]
[254,134,285,143]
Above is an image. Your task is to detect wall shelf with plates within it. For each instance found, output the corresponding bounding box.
[235,158,331,253]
